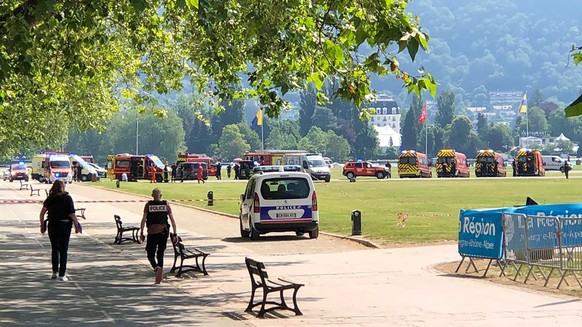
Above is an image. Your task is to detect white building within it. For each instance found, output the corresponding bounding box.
[365,96,402,152]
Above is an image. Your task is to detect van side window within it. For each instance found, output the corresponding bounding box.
[245,179,256,199]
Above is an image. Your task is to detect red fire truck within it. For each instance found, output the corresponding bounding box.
[106,153,165,182]
[176,153,217,176]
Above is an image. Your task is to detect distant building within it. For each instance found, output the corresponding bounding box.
[364,96,402,152]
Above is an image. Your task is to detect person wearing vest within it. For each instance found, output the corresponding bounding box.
[39,180,82,281]
[140,188,177,284]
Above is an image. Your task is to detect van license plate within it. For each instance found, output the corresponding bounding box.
[276,213,297,218]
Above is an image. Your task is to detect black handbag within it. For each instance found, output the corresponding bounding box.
[41,219,48,233]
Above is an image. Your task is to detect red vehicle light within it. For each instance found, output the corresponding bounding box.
[312,191,318,211]
[253,192,260,213]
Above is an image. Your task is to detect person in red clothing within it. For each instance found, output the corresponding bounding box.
[197,164,205,184]
[150,164,156,183]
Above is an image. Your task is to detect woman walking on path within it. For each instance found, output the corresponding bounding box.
[39,180,82,281]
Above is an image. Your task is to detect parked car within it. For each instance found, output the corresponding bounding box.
[88,163,107,178]
[9,163,29,182]
[2,168,9,181]
[342,161,390,179]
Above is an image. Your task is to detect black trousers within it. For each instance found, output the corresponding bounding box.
[48,220,72,277]
[146,232,168,269]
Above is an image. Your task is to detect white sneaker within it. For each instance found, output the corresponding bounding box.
[58,276,69,282]
[51,272,57,279]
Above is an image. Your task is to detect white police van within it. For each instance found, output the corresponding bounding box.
[239,171,319,240]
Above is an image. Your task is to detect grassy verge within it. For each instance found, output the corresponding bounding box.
[91,167,580,246]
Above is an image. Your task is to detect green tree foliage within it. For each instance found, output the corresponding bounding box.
[173,94,212,154]
[476,113,489,137]
[484,124,514,152]
[299,84,317,137]
[323,132,351,163]
[298,127,327,153]
[217,125,250,160]
[264,120,301,150]
[448,116,473,152]
[518,108,548,136]
[400,109,418,150]
[312,106,339,132]
[353,125,379,159]
[98,110,186,162]
[0,0,435,159]
[435,91,455,128]
[236,122,261,152]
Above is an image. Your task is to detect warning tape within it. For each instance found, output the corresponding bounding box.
[0,198,237,205]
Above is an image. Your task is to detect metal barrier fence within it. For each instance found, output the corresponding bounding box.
[502,213,582,289]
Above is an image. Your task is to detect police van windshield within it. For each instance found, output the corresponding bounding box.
[260,178,310,200]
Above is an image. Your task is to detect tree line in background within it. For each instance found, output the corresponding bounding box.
[65,81,379,165]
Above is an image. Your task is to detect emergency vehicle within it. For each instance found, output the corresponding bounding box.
[398,150,432,178]
[436,149,470,178]
[106,153,165,182]
[176,153,217,177]
[31,152,73,183]
[243,150,331,182]
[342,161,389,179]
[515,149,545,177]
[475,150,506,177]
[70,154,99,182]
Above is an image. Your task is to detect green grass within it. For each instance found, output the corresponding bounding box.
[91,166,580,246]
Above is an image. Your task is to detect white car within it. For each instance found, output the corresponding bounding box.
[88,163,107,178]
[239,171,319,240]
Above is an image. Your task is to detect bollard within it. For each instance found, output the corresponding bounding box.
[116,180,120,188]
[207,191,214,206]
[351,210,361,235]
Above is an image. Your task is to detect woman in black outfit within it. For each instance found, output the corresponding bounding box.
[39,180,82,281]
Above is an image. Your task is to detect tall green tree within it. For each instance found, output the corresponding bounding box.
[353,125,379,159]
[476,113,489,137]
[217,125,250,160]
[485,124,514,152]
[0,1,435,160]
[448,116,473,151]
[299,84,317,137]
[323,131,351,163]
[236,122,261,151]
[435,91,456,128]
[518,107,548,136]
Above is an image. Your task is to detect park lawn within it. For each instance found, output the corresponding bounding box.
[92,167,580,246]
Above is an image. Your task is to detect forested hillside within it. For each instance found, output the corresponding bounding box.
[378,0,582,105]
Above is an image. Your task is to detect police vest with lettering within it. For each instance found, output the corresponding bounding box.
[146,200,169,226]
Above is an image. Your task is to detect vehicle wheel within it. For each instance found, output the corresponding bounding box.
[156,175,163,183]
[250,223,260,240]
[376,172,385,179]
[325,176,330,183]
[309,226,319,239]
[9,178,13,182]
[296,231,305,236]
[346,172,355,179]
[81,175,88,182]
[240,216,250,238]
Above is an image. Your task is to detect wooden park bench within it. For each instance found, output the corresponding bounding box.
[19,180,30,190]
[169,233,210,277]
[245,257,304,318]
[29,183,48,197]
[113,214,140,244]
[75,208,87,220]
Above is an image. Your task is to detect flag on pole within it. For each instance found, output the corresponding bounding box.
[417,102,427,124]
[251,109,263,126]
[518,93,527,113]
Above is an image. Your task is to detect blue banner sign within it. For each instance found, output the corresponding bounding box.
[458,208,504,259]
[513,204,582,247]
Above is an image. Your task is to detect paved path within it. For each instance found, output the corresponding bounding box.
[1,181,582,326]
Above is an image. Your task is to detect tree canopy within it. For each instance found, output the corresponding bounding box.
[0,0,436,159]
